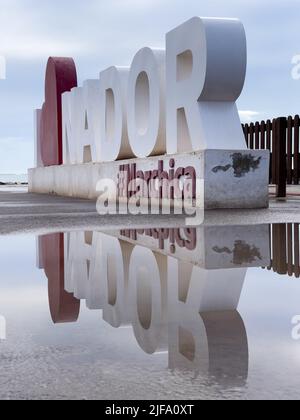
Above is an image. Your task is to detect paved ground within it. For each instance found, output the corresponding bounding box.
[1,187,300,234]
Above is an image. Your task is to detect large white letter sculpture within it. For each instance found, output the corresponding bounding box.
[127,48,166,158]
[61,17,247,163]
[100,67,133,162]
[166,17,247,153]
[62,81,102,164]
[31,16,270,210]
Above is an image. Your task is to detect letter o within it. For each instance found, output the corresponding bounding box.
[127,48,166,158]
[129,246,168,354]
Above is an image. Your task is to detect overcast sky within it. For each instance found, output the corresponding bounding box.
[0,0,299,173]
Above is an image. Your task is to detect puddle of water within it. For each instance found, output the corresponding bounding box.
[0,224,300,400]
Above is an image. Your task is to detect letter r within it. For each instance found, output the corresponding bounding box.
[166,17,247,153]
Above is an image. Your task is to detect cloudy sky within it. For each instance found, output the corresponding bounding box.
[0,0,299,173]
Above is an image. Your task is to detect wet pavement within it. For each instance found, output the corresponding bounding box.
[1,188,300,235]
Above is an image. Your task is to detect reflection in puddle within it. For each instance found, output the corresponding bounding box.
[37,224,278,387]
[269,224,300,277]
[0,223,300,398]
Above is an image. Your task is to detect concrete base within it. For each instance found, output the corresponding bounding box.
[115,224,270,269]
[28,149,270,210]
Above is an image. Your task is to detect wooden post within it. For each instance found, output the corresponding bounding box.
[294,115,300,185]
[276,117,287,198]
[287,116,293,184]
[294,224,300,278]
[272,224,287,275]
[271,119,277,185]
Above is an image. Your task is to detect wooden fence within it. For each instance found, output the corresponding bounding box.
[267,223,300,278]
[242,115,300,197]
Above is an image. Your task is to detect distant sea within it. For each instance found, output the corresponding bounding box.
[0,174,28,184]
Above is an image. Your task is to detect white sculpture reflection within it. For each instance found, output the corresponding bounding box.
[129,246,168,354]
[168,258,248,383]
[64,231,93,300]
[101,235,132,328]
[47,225,271,384]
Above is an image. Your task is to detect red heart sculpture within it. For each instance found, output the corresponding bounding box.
[40,233,80,324]
[39,57,77,166]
